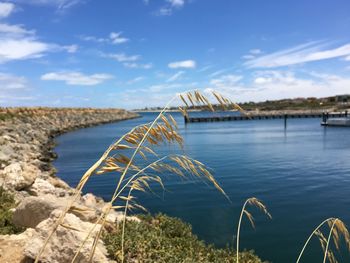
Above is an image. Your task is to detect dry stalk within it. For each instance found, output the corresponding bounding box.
[236,197,271,263]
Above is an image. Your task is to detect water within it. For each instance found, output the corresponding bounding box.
[53,112,350,263]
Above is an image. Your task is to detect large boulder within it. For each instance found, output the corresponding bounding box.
[24,209,115,263]
[12,195,64,228]
[13,195,99,228]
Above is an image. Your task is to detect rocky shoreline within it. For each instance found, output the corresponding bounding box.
[0,107,139,263]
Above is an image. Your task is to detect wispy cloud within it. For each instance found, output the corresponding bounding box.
[250,49,262,55]
[109,32,129,44]
[208,67,235,77]
[168,59,196,69]
[0,72,34,105]
[210,74,243,88]
[41,71,114,86]
[102,52,152,69]
[9,0,82,11]
[126,76,144,85]
[79,31,129,45]
[245,41,350,68]
[242,48,263,60]
[0,72,28,90]
[198,65,214,72]
[103,53,140,62]
[155,0,186,16]
[167,71,184,82]
[123,62,153,69]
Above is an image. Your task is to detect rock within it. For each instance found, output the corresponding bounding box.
[0,228,35,263]
[0,163,37,191]
[0,145,14,164]
[13,195,99,228]
[24,209,115,263]
[48,176,71,190]
[12,196,64,228]
[26,178,56,196]
[81,193,98,208]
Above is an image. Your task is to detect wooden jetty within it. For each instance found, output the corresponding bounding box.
[185,111,349,124]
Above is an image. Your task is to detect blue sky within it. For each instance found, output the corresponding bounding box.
[1,0,350,109]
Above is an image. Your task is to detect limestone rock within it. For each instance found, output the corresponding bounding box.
[24,209,115,263]
[0,228,35,263]
[0,163,37,191]
[12,195,64,228]
[27,178,56,196]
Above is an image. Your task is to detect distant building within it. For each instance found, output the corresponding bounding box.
[334,95,350,103]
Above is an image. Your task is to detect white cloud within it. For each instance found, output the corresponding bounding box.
[79,35,107,43]
[344,55,350,61]
[0,8,77,63]
[242,49,263,60]
[167,71,184,82]
[123,62,153,69]
[242,54,255,60]
[155,0,186,16]
[167,0,185,7]
[41,71,113,86]
[254,77,272,84]
[109,32,129,44]
[0,72,28,90]
[209,70,350,103]
[245,41,350,68]
[0,39,49,63]
[250,49,262,55]
[62,44,78,53]
[80,32,129,45]
[0,23,35,36]
[168,60,196,69]
[0,2,15,18]
[104,53,140,62]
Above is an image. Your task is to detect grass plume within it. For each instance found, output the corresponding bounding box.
[296,217,350,263]
[236,197,271,263]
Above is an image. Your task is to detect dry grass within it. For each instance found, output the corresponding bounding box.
[236,197,272,263]
[296,217,350,263]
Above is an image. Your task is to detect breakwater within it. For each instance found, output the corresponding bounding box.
[0,107,138,262]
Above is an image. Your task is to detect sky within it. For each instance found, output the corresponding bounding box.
[1,0,350,109]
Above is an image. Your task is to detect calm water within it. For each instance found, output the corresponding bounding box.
[53,112,350,263]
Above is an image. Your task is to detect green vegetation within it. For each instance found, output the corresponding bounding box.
[0,187,24,235]
[103,213,265,263]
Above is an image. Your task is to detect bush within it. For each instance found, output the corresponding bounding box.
[103,213,266,263]
[0,187,24,235]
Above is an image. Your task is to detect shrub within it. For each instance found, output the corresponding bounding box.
[103,213,266,263]
[0,187,24,235]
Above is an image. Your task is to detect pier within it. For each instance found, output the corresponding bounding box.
[185,111,348,124]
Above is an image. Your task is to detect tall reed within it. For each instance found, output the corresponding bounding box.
[236,197,271,263]
[296,217,350,263]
